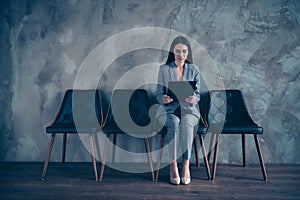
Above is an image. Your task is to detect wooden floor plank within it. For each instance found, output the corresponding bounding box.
[0,162,299,199]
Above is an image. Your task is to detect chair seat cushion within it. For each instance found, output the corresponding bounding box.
[222,124,263,134]
[209,122,263,134]
[46,123,100,133]
[102,126,126,134]
[102,125,152,135]
[197,125,208,135]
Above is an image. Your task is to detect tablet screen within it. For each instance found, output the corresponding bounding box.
[167,81,196,102]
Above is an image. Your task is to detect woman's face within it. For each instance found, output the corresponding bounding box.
[173,43,188,66]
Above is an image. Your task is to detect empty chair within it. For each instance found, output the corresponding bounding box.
[207,90,267,181]
[99,89,155,181]
[41,89,102,181]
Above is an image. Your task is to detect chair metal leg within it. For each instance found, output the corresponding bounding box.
[62,133,67,163]
[242,134,246,167]
[155,134,165,181]
[94,133,102,161]
[99,135,110,181]
[144,135,155,181]
[41,133,56,180]
[212,135,220,181]
[199,134,211,180]
[89,134,98,181]
[254,134,268,181]
[193,137,200,168]
[208,133,216,163]
[112,134,117,163]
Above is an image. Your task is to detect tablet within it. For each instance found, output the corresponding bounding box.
[167,81,196,102]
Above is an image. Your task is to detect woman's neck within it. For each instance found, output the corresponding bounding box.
[174,61,184,69]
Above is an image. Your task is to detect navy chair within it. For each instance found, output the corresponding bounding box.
[207,90,267,181]
[99,89,155,181]
[41,89,102,181]
[193,86,211,180]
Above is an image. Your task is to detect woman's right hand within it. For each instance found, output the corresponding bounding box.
[163,95,173,104]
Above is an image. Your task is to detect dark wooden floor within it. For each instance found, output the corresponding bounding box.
[0,162,299,200]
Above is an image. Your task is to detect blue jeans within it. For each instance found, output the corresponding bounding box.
[158,113,198,161]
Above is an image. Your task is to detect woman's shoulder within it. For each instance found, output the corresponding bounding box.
[159,63,171,70]
[186,63,200,72]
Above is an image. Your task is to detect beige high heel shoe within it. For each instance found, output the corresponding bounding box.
[181,161,191,185]
[170,165,180,185]
[181,176,191,185]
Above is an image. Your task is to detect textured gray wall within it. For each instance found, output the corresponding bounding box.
[0,0,299,164]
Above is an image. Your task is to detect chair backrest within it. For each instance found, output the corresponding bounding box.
[105,89,151,131]
[198,75,209,126]
[53,89,102,126]
[208,90,254,125]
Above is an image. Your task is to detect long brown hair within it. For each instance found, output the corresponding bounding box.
[165,36,193,64]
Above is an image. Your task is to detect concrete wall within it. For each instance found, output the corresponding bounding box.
[0,0,299,164]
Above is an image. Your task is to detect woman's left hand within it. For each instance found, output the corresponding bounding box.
[185,95,196,104]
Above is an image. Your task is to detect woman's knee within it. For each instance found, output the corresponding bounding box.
[181,114,198,127]
[157,114,180,126]
[167,115,180,129]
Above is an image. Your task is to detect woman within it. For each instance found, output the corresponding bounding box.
[156,36,201,185]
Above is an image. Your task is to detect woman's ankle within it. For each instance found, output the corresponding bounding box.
[182,159,190,168]
[170,160,179,178]
[181,160,190,178]
[170,160,177,167]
